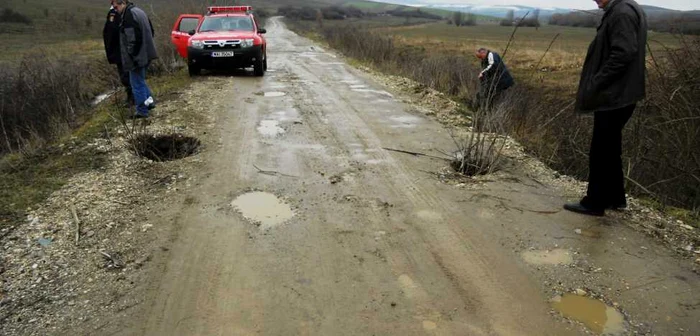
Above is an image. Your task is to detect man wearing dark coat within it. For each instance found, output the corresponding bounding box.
[115,0,159,119]
[103,0,133,105]
[564,0,647,216]
[475,48,514,110]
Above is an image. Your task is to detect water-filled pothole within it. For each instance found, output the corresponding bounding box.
[257,120,285,137]
[131,134,201,162]
[231,192,294,229]
[522,249,573,266]
[552,294,626,335]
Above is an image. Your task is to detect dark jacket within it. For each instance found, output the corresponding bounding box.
[103,6,122,65]
[575,0,647,113]
[481,51,514,91]
[119,3,158,71]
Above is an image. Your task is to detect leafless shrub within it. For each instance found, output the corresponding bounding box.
[449,102,509,176]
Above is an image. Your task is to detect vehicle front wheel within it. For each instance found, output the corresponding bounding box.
[254,52,265,77]
[188,64,201,77]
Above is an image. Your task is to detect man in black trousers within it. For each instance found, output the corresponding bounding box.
[103,0,133,105]
[565,0,647,216]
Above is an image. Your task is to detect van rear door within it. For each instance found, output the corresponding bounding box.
[171,14,203,58]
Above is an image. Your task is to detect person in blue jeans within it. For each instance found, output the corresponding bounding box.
[115,0,158,119]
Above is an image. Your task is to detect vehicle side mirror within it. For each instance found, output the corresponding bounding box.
[188,30,196,36]
[259,28,267,34]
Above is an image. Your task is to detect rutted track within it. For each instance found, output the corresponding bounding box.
[109,17,699,336]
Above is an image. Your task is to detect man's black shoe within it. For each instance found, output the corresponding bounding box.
[128,114,149,120]
[564,203,605,217]
[147,103,156,110]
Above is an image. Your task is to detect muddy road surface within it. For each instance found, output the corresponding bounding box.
[114,18,699,336]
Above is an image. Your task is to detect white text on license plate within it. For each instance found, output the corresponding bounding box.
[212,51,235,57]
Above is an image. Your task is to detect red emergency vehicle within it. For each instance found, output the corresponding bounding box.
[171,6,267,76]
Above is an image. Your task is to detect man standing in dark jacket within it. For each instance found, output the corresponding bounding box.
[103,0,133,105]
[565,0,647,216]
[475,48,514,110]
[115,0,158,119]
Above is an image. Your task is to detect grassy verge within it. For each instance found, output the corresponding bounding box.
[0,70,192,232]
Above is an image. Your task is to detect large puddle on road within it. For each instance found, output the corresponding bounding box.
[231,192,294,229]
[552,294,626,335]
[257,120,285,137]
[521,249,573,265]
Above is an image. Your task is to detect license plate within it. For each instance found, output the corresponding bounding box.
[212,51,235,57]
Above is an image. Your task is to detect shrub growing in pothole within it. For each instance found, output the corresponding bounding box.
[450,132,506,176]
[131,134,201,162]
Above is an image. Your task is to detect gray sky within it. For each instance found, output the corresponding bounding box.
[415,0,698,11]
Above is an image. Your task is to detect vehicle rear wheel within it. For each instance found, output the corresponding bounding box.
[188,64,200,77]
[254,52,265,77]
[263,54,268,71]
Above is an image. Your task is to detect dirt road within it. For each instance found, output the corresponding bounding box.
[117,18,698,335]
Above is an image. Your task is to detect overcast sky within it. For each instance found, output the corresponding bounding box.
[413,0,698,11]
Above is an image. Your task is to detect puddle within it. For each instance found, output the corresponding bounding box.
[522,249,573,266]
[351,88,394,98]
[257,120,285,137]
[390,115,421,124]
[552,294,626,335]
[264,91,286,97]
[231,192,294,229]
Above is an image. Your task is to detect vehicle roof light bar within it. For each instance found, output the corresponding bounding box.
[207,6,253,14]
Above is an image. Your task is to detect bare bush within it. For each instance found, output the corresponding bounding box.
[450,101,510,176]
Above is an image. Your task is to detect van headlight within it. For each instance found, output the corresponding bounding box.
[241,39,254,48]
[190,40,204,49]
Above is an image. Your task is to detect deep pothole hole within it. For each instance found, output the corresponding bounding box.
[131,134,201,162]
[449,151,502,177]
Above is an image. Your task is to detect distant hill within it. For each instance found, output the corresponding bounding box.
[370,1,698,19]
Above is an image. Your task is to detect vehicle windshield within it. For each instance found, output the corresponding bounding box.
[199,16,255,32]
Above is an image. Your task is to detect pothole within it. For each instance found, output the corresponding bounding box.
[450,150,503,176]
[131,134,201,162]
[552,294,626,335]
[521,249,573,266]
[257,120,285,137]
[231,192,294,229]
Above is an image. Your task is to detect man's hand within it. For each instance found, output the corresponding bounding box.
[478,73,483,79]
